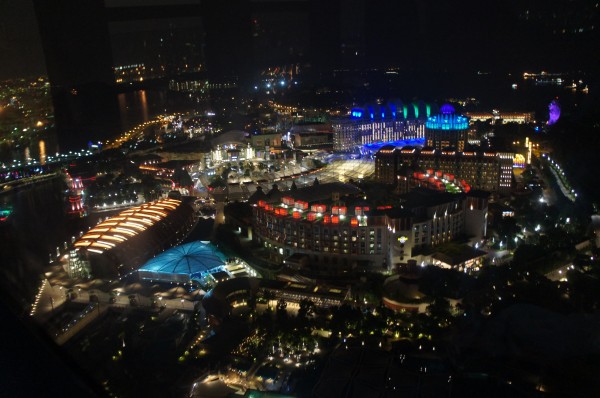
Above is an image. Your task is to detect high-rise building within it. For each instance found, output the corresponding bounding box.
[425,104,470,152]
[374,146,514,194]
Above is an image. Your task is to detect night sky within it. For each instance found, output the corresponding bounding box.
[0,0,598,80]
[0,0,46,79]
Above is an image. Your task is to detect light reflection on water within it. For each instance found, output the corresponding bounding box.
[6,130,57,165]
[7,89,183,164]
[118,89,185,132]
[39,139,46,165]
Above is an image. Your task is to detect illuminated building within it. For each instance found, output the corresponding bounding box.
[425,104,470,151]
[237,130,283,159]
[466,111,535,124]
[74,198,196,278]
[202,277,351,325]
[250,132,282,150]
[113,64,147,84]
[332,101,434,151]
[167,79,236,98]
[375,146,513,194]
[65,174,86,217]
[497,151,514,190]
[251,183,488,273]
[373,145,401,183]
[290,123,333,151]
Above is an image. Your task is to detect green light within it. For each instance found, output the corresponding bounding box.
[426,104,431,117]
[403,105,408,119]
[413,103,419,119]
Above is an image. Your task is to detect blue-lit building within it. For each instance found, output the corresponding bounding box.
[332,101,437,151]
[138,241,227,283]
[425,104,470,152]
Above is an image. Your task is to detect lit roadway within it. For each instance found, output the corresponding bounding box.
[533,164,558,206]
[0,172,59,194]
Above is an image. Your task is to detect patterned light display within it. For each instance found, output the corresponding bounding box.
[425,114,469,130]
[349,102,435,120]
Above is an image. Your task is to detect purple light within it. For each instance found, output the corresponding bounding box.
[548,99,560,125]
[440,104,455,115]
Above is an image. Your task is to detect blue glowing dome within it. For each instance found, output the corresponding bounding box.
[440,104,455,115]
[426,113,469,130]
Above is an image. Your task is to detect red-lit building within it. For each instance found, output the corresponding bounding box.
[252,183,489,274]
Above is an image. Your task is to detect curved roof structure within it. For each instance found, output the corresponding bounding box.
[211,130,247,146]
[139,241,225,278]
[74,198,182,254]
[440,103,456,114]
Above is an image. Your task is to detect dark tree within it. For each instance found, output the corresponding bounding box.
[173,168,193,187]
[298,299,315,321]
[426,297,451,321]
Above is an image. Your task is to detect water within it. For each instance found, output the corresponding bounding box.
[5,129,59,165]
[4,88,205,164]
[117,89,204,131]
[6,80,592,164]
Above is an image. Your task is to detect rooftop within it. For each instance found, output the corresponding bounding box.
[400,187,461,208]
[74,198,182,254]
[139,241,226,277]
[432,245,487,266]
[284,182,362,203]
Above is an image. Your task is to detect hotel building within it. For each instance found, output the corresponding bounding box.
[376,105,513,194]
[251,183,488,274]
[466,111,535,124]
[375,146,513,194]
[424,104,470,152]
[332,101,435,151]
